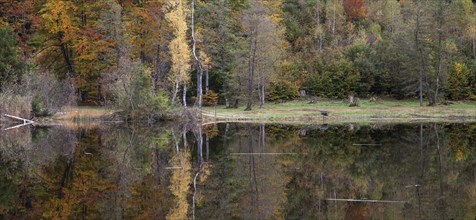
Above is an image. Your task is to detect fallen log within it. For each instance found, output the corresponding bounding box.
[4,122,34,131]
[2,114,35,124]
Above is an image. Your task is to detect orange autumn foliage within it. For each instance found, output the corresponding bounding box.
[343,0,367,21]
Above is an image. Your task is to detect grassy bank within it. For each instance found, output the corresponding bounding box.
[49,106,118,122]
[201,99,476,123]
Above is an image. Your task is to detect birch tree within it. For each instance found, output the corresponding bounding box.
[191,0,203,109]
[165,0,191,107]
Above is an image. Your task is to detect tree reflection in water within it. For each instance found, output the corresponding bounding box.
[0,122,474,219]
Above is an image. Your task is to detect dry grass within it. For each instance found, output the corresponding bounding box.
[51,106,118,122]
[0,93,32,120]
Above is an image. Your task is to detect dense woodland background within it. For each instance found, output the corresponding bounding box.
[1,0,476,118]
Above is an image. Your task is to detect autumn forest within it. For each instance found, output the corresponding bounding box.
[1,1,476,219]
[1,0,476,119]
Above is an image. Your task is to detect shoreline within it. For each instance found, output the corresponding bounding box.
[2,100,476,127]
[200,100,476,124]
[200,116,476,125]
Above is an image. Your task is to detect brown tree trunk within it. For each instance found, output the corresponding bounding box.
[140,43,145,64]
[473,38,475,60]
[259,124,265,151]
[315,3,323,52]
[245,30,257,111]
[171,80,179,105]
[116,0,125,68]
[59,43,75,78]
[154,44,160,91]
[220,32,229,108]
[205,134,209,161]
[415,5,424,107]
[434,125,444,196]
[433,0,444,106]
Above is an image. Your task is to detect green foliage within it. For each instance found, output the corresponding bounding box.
[346,45,380,97]
[31,97,50,117]
[303,59,360,99]
[320,62,360,98]
[116,64,170,120]
[446,62,476,100]
[0,27,22,89]
[267,80,298,101]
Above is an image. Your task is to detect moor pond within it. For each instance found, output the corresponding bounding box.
[0,122,475,219]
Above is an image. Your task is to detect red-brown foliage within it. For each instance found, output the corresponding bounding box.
[343,0,367,21]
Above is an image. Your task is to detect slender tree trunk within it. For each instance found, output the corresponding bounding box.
[140,43,145,64]
[192,125,203,220]
[197,126,203,164]
[245,30,257,111]
[191,0,203,110]
[434,125,444,196]
[197,68,202,108]
[59,42,75,78]
[259,124,265,152]
[98,81,103,102]
[245,31,254,111]
[205,68,209,95]
[220,33,229,108]
[415,5,424,107]
[115,0,125,69]
[316,3,323,52]
[205,134,209,161]
[473,38,475,60]
[154,44,160,91]
[171,80,179,105]
[332,2,336,35]
[183,125,188,151]
[183,82,187,108]
[259,78,265,108]
[434,0,444,106]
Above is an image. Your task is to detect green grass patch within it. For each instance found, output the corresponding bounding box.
[202,99,476,123]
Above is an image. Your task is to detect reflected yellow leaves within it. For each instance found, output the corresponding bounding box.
[167,151,192,220]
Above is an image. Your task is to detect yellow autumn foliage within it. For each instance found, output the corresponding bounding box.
[167,151,192,219]
[40,0,77,42]
[165,0,191,83]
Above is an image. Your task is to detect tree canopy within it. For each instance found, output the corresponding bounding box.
[0,0,475,111]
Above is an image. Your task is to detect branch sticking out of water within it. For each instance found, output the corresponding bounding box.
[325,198,408,203]
[229,153,301,155]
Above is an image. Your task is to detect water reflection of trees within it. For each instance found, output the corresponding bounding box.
[282,123,476,220]
[0,124,178,219]
[195,123,476,220]
[0,122,475,219]
[196,123,292,219]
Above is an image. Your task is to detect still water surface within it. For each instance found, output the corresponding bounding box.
[0,122,475,219]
